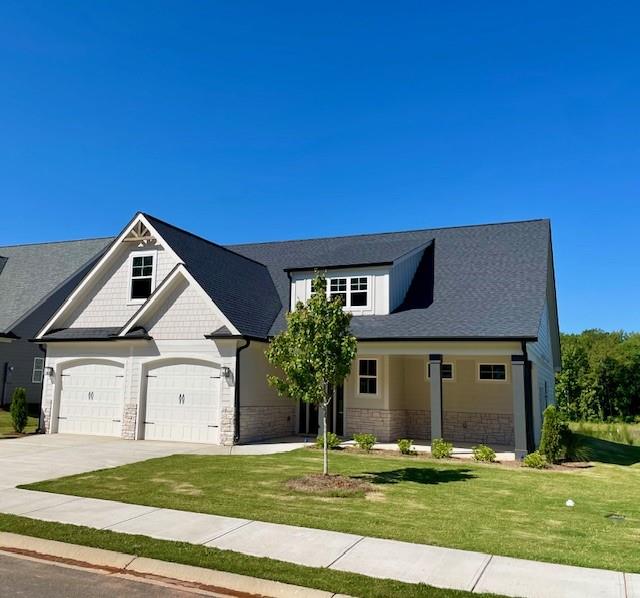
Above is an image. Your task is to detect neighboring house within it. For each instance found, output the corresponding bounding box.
[0,238,114,410]
[35,213,560,457]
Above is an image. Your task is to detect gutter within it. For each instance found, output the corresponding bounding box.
[234,338,251,444]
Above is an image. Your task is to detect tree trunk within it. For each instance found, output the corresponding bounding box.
[323,401,328,475]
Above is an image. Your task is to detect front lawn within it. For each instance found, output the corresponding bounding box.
[25,441,640,573]
[0,408,38,438]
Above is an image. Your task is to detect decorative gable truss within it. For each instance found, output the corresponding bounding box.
[36,213,239,341]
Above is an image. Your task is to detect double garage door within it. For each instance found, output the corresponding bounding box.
[57,360,221,443]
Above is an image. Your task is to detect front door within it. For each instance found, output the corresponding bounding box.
[298,385,344,436]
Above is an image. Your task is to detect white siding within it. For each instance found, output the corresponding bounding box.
[527,301,556,444]
[61,243,179,329]
[389,249,424,312]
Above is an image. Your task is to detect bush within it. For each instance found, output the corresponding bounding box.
[353,433,376,452]
[472,444,496,463]
[539,405,569,463]
[397,438,416,455]
[431,438,453,459]
[522,450,548,469]
[315,432,342,450]
[10,387,28,434]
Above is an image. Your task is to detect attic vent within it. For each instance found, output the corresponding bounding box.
[124,221,156,247]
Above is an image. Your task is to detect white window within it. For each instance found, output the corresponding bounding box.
[427,362,454,380]
[130,254,155,301]
[32,357,44,384]
[478,363,507,381]
[357,358,378,395]
[327,276,369,309]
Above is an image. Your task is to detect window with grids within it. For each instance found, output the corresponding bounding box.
[32,357,45,384]
[329,278,347,305]
[350,277,368,306]
[478,364,506,380]
[428,362,453,379]
[131,255,154,300]
[358,359,378,395]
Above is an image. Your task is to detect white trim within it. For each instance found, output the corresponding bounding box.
[426,361,455,381]
[31,357,45,384]
[37,214,183,339]
[477,362,509,382]
[308,274,373,313]
[355,357,380,398]
[127,250,158,305]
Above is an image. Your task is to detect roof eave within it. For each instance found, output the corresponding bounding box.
[284,261,394,273]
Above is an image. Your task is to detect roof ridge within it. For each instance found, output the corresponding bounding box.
[0,236,114,250]
[227,217,550,247]
[141,212,270,270]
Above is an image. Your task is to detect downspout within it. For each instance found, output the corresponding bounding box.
[233,338,251,445]
[521,339,535,451]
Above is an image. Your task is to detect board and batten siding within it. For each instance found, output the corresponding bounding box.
[388,248,424,312]
[526,301,556,444]
[61,243,180,329]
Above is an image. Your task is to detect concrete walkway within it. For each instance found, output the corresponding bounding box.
[0,435,636,597]
[0,486,636,598]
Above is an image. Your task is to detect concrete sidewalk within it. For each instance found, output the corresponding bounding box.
[0,487,636,598]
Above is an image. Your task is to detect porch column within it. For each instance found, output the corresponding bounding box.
[429,354,443,440]
[511,355,528,459]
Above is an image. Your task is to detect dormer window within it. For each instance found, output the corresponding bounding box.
[130,254,154,300]
[328,276,369,309]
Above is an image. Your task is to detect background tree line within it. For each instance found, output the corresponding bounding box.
[556,329,640,421]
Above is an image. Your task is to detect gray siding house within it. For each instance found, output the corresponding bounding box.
[0,239,113,409]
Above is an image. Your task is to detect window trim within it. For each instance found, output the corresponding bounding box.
[356,357,380,398]
[324,275,372,310]
[477,362,508,382]
[32,357,45,384]
[426,361,455,382]
[127,251,157,304]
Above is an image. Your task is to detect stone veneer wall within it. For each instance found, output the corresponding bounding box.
[220,406,235,445]
[121,405,138,440]
[347,408,513,445]
[239,405,296,443]
[443,411,514,446]
[42,405,52,434]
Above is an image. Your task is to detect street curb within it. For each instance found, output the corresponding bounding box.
[0,532,341,598]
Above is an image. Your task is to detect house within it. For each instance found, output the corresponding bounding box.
[35,213,560,457]
[0,238,113,410]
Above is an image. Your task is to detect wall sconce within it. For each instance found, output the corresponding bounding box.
[45,367,55,377]
[221,366,231,379]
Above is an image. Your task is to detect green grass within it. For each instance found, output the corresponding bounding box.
[25,446,640,573]
[0,408,38,438]
[0,513,499,598]
[570,421,640,447]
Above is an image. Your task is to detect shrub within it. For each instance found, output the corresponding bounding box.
[431,438,453,459]
[397,438,416,455]
[472,444,496,463]
[522,450,548,469]
[10,387,28,434]
[315,432,342,450]
[539,405,569,463]
[353,433,376,453]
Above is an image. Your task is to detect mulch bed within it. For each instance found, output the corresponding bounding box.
[285,474,373,497]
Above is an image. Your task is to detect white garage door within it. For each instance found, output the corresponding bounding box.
[144,362,221,443]
[58,362,125,436]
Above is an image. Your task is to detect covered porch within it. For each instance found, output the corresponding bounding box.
[328,341,537,458]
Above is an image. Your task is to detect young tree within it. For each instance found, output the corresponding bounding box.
[266,273,357,475]
[10,387,28,434]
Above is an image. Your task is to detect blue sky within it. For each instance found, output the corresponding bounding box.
[1,2,639,333]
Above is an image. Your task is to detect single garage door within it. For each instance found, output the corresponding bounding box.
[58,362,125,436]
[144,362,221,443]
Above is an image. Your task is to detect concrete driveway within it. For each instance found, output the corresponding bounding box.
[0,434,307,490]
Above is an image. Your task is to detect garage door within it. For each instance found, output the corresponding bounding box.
[58,362,125,436]
[143,362,221,443]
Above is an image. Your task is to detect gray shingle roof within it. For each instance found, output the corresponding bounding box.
[229,219,552,340]
[144,214,282,339]
[40,326,151,341]
[0,238,114,333]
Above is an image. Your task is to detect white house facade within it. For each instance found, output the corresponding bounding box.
[34,213,561,457]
